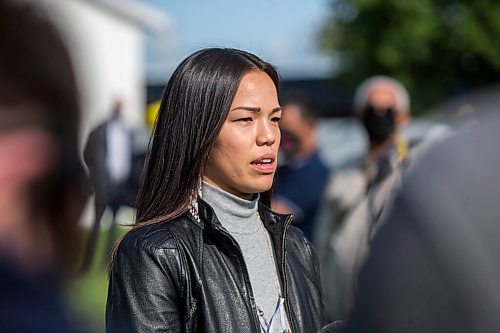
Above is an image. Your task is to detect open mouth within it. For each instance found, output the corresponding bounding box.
[252,158,274,165]
[251,154,276,173]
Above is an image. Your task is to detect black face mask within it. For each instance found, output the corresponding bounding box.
[361,105,396,144]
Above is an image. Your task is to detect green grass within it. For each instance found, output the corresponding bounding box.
[66,226,129,333]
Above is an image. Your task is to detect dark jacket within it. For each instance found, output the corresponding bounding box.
[0,262,84,333]
[106,200,325,332]
[83,119,137,208]
[84,121,113,202]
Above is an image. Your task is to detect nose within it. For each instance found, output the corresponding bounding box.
[256,119,277,146]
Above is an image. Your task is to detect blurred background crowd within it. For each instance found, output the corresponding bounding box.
[2,0,500,332]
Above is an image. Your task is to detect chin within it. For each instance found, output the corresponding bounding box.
[246,179,274,194]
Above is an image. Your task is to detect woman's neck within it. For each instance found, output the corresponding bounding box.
[201,181,260,233]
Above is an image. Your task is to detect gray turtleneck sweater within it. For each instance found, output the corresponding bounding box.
[202,182,289,332]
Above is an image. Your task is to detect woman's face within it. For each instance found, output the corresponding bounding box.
[204,70,281,200]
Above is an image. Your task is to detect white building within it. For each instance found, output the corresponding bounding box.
[35,0,168,227]
[39,0,168,144]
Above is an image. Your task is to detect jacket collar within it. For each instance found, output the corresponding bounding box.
[195,198,292,237]
[258,202,292,236]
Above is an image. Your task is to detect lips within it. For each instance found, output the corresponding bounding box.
[250,153,276,173]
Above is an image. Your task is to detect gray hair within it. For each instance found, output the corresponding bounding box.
[353,75,410,114]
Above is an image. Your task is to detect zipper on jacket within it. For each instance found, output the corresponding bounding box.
[212,225,262,332]
[280,214,296,333]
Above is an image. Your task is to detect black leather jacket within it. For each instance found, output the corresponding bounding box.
[106,200,324,332]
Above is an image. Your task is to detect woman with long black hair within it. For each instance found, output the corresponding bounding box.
[106,48,324,333]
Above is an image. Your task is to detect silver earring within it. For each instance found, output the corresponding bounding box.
[188,180,202,223]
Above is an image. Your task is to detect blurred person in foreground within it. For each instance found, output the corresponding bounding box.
[82,98,134,272]
[106,48,325,333]
[315,75,413,321]
[347,111,500,332]
[0,0,89,331]
[272,91,330,243]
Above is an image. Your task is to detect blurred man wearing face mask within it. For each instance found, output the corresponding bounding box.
[317,76,411,236]
[272,92,330,243]
[356,76,411,188]
[315,75,412,321]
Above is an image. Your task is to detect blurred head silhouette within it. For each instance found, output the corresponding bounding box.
[0,0,88,277]
[111,98,123,119]
[354,75,411,146]
[279,91,318,163]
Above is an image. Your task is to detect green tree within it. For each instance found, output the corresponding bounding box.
[320,0,500,113]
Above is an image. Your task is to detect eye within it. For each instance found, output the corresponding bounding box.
[236,117,253,123]
[271,116,281,123]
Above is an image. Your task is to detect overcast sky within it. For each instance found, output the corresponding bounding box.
[139,0,337,84]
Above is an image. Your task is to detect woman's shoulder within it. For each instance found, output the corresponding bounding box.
[109,218,197,285]
[117,215,197,254]
[286,225,316,256]
[285,225,321,283]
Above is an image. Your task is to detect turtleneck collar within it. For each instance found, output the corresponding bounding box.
[201,181,260,235]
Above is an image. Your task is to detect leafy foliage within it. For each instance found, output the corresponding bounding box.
[320,0,500,112]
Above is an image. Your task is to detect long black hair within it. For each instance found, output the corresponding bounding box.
[135,48,279,226]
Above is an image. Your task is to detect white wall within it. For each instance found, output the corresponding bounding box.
[38,0,159,227]
[41,0,147,146]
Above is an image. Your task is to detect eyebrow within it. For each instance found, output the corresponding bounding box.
[230,106,282,113]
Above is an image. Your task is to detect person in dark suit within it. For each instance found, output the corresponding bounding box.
[272,91,330,243]
[82,100,134,272]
